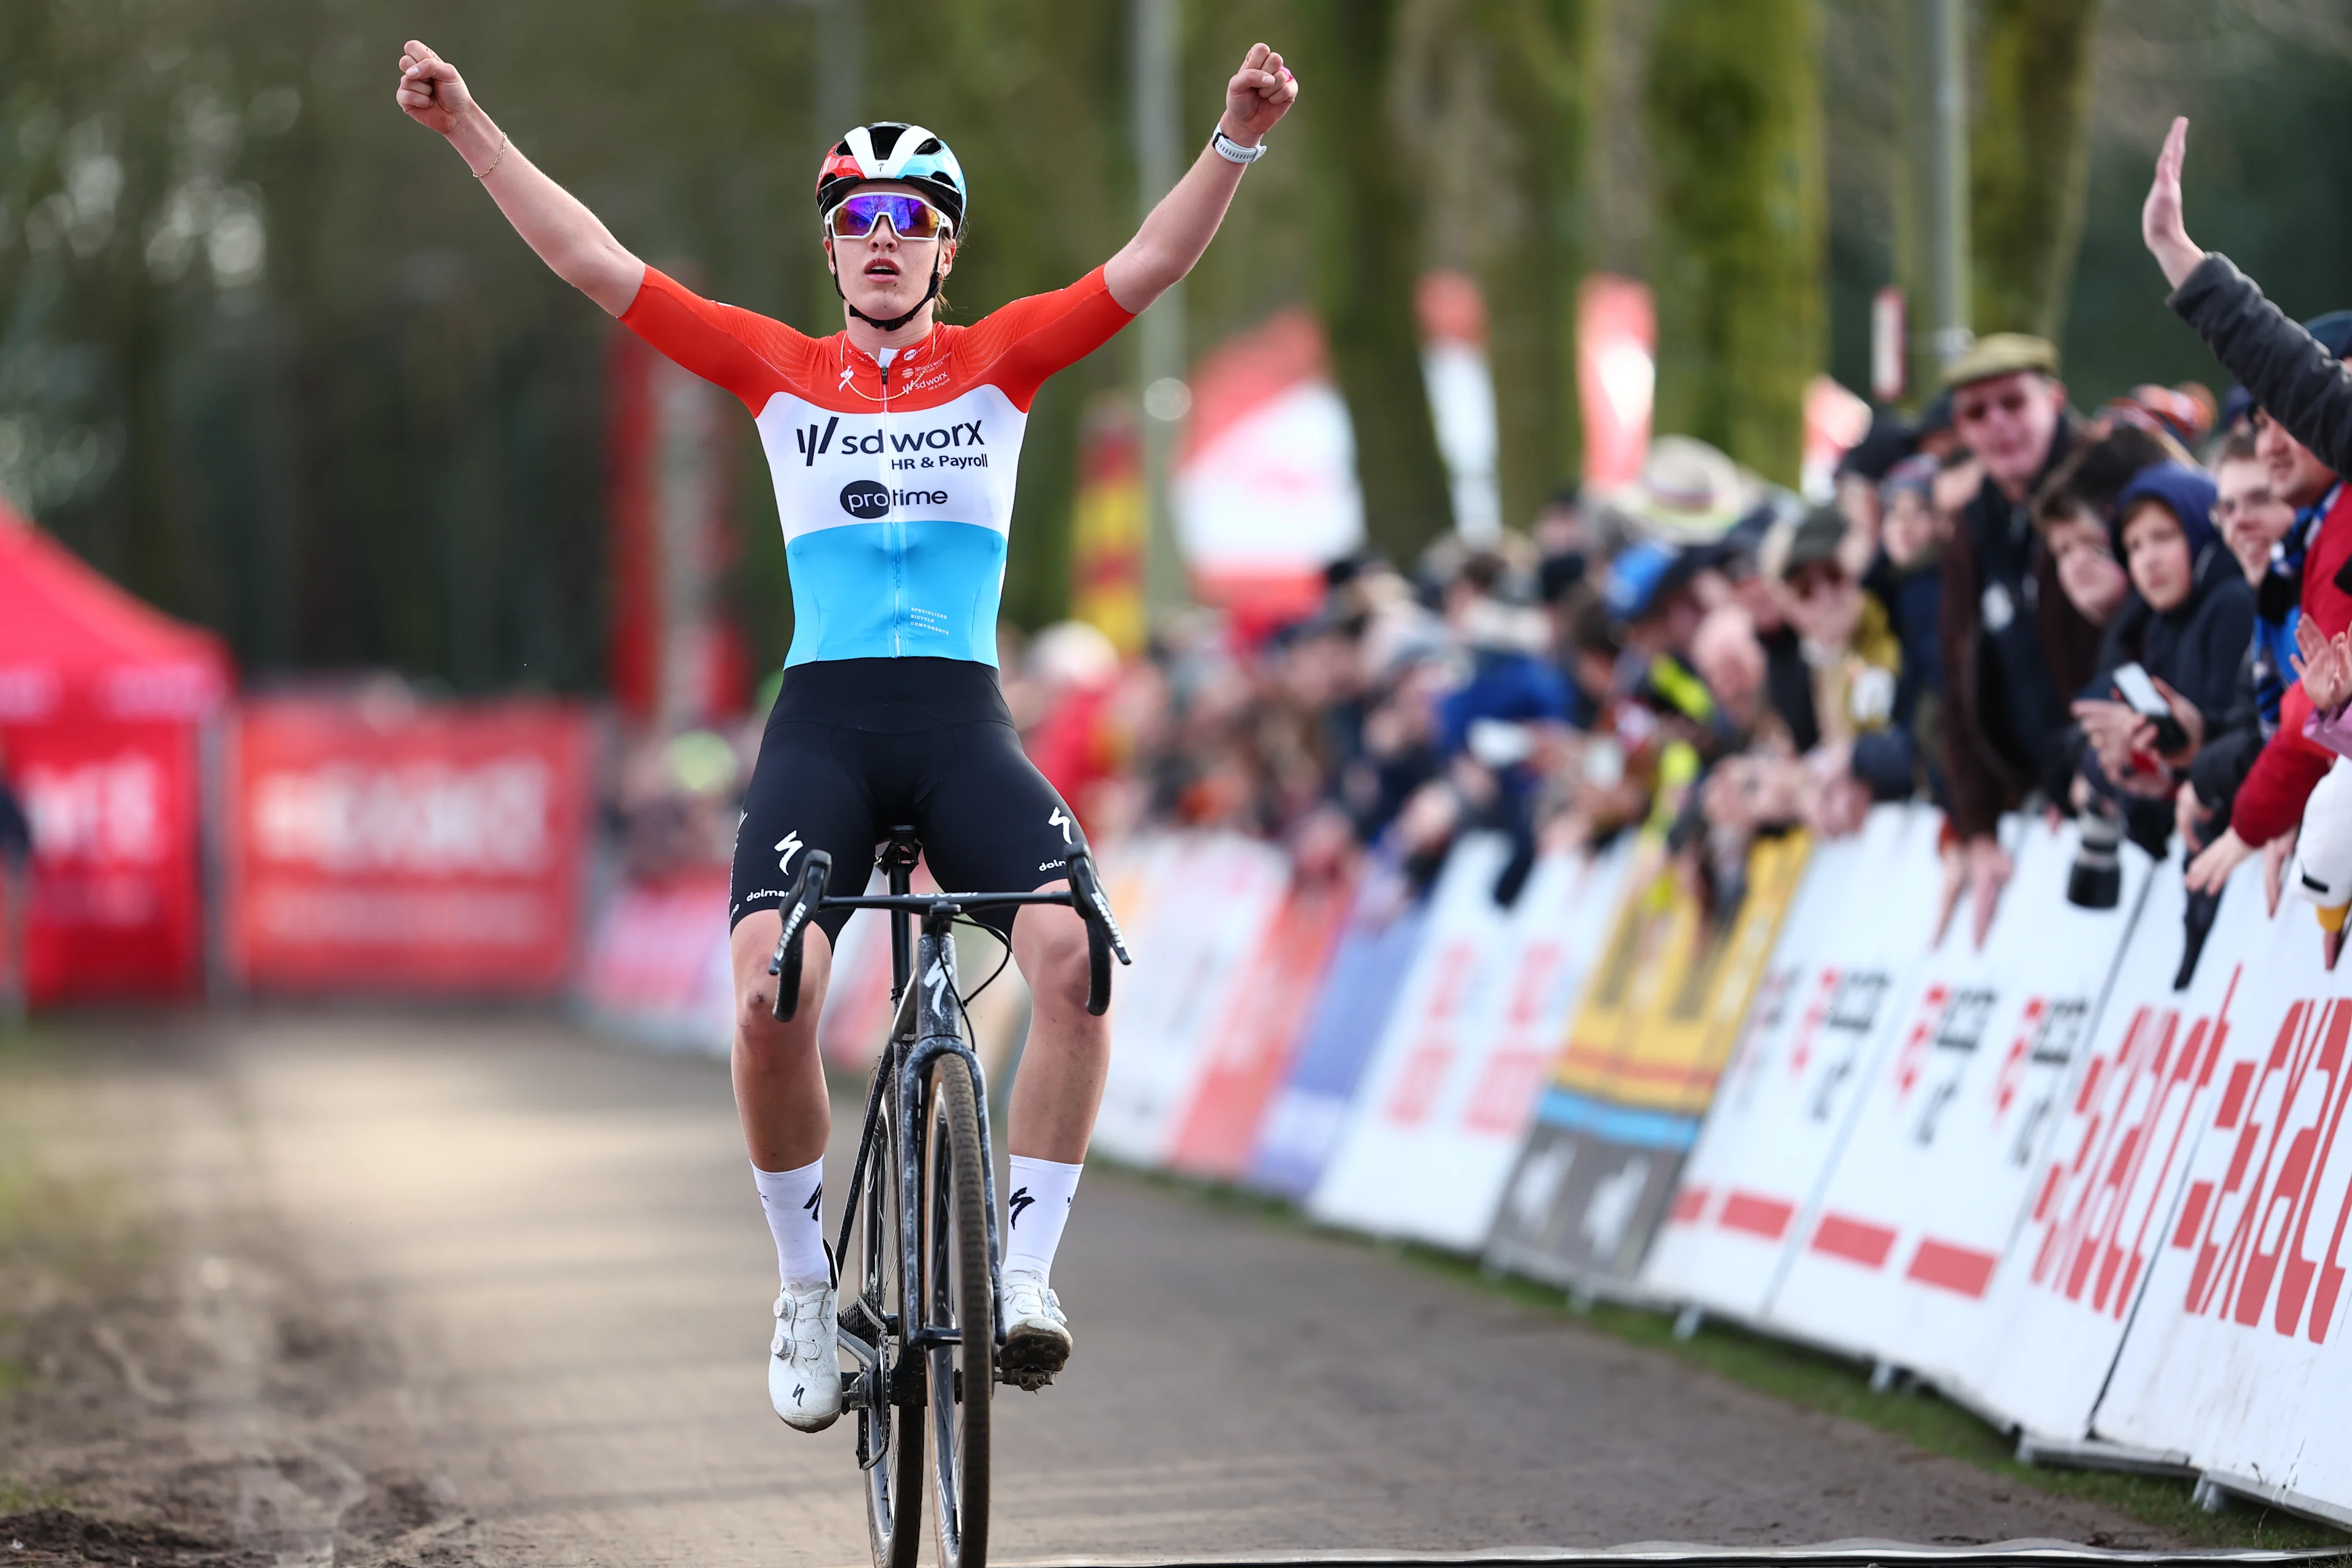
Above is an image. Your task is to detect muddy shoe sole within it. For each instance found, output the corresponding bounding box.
[1000,1324,1070,1391]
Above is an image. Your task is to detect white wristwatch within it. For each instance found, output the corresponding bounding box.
[1210,127,1268,165]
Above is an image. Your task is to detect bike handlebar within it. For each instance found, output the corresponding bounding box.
[765,846,1131,1022]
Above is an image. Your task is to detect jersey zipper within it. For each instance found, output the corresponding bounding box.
[880,366,903,655]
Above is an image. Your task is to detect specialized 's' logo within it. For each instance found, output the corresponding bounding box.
[776,830,804,873]
[1049,807,1074,845]
[802,1184,823,1219]
[840,480,892,518]
[1008,1186,1035,1229]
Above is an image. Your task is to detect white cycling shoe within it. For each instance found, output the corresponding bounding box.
[770,1281,843,1431]
[998,1268,1072,1391]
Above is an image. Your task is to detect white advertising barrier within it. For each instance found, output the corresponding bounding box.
[1642,805,1943,1319]
[1090,832,1291,1166]
[2087,887,2352,1521]
[1308,837,1631,1252]
[1763,817,2154,1382]
[1945,857,2272,1446]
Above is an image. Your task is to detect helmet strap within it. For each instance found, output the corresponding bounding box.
[833,245,944,336]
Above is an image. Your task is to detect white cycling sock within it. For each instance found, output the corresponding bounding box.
[753,1157,831,1291]
[1003,1155,1083,1282]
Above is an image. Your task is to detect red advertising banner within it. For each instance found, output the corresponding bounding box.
[1164,868,1357,1181]
[226,699,596,993]
[5,718,204,1004]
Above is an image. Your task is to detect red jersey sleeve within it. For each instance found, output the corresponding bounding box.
[619,267,810,414]
[957,266,1136,412]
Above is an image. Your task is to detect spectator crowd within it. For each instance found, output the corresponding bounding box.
[1003,119,2352,976]
[603,119,2352,980]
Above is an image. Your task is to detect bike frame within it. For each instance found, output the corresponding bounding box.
[772,826,1126,1467]
[830,839,1038,1422]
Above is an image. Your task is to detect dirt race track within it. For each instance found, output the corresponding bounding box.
[0,1015,2178,1566]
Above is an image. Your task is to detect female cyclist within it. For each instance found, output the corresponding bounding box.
[395,37,1297,1430]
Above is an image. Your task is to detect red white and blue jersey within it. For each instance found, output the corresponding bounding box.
[620,266,1133,668]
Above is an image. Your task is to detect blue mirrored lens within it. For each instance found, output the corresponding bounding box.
[829,194,944,239]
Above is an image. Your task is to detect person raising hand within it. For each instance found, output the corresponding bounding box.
[394,36,1298,1431]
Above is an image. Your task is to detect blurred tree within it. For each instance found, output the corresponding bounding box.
[1467,0,1602,530]
[1297,0,1455,562]
[1643,0,1823,488]
[1970,0,2100,341]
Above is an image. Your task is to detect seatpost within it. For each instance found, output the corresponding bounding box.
[881,827,921,1003]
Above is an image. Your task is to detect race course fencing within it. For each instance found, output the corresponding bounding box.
[1079,810,2352,1529]
[578,804,2352,1528]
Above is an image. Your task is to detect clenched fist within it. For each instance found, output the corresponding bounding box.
[1220,42,1300,146]
[395,39,477,138]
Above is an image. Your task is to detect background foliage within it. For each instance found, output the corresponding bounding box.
[2,0,2349,694]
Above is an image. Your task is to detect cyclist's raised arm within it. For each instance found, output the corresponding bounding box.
[395,40,645,318]
[1102,42,1298,316]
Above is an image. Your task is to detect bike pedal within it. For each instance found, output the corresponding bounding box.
[997,1367,1054,1392]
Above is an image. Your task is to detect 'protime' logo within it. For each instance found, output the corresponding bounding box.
[839,480,952,519]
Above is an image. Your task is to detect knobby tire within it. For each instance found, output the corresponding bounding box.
[926,1054,992,1568]
[862,1087,925,1568]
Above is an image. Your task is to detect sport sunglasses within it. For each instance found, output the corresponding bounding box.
[824,192,952,243]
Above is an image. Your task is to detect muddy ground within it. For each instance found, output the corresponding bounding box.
[0,1014,2177,1567]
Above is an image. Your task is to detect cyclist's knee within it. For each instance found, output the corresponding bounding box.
[730,913,830,1046]
[1012,904,1093,1017]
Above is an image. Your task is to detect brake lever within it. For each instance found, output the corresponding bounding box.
[1067,850,1132,966]
[767,850,832,1021]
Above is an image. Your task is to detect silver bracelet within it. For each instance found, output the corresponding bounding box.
[1210,127,1267,165]
[472,132,509,179]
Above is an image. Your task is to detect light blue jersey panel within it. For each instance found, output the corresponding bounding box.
[783,518,1008,666]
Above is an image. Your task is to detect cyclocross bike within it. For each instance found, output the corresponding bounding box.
[767,826,1129,1568]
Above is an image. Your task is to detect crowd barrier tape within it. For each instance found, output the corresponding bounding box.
[1093,832,1291,1166]
[1483,830,1809,1289]
[1248,851,1432,1197]
[2085,878,2352,1521]
[1308,838,1631,1251]
[1945,858,2271,1449]
[1759,818,2155,1389]
[1164,864,1360,1182]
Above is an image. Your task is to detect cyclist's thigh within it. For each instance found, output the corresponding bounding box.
[731,716,881,949]
[913,717,1083,941]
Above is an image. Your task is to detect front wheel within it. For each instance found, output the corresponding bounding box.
[858,1093,925,1568]
[924,1054,993,1568]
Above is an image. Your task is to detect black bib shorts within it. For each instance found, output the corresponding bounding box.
[729,657,1084,946]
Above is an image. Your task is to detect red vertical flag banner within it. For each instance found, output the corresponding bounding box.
[607,313,748,726]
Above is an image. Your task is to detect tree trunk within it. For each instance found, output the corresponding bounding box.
[1300,0,1458,562]
[1643,0,1825,489]
[1471,0,1602,532]
[1969,0,2100,342]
